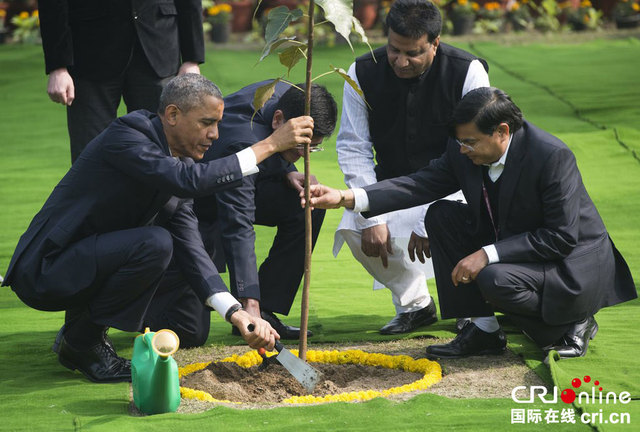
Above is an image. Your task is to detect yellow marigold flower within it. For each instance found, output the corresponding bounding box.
[0,9,7,18]
[32,10,39,17]
[580,0,592,7]
[19,11,29,19]
[472,2,480,11]
[458,0,469,6]
[220,3,232,13]
[633,3,640,11]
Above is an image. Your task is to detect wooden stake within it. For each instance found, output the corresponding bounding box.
[299,0,315,362]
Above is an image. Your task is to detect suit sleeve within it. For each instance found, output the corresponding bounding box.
[215,173,261,301]
[101,120,243,198]
[363,146,461,218]
[175,0,205,64]
[495,147,581,262]
[38,0,74,74]
[165,199,229,302]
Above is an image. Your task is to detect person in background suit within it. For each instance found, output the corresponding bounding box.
[334,0,489,335]
[1,74,316,383]
[305,87,636,360]
[39,0,205,162]
[145,81,337,341]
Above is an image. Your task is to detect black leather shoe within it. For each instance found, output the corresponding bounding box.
[379,301,438,335]
[426,322,507,359]
[58,337,131,383]
[455,318,471,334]
[52,325,115,354]
[232,311,313,339]
[544,316,598,359]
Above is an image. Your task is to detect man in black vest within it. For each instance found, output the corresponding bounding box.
[144,81,337,342]
[39,0,205,162]
[306,87,636,360]
[334,0,489,334]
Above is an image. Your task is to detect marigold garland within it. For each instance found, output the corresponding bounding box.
[179,349,441,405]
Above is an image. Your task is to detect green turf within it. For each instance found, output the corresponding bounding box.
[0,38,638,431]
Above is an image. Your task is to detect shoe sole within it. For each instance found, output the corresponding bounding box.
[425,346,507,360]
[379,316,438,335]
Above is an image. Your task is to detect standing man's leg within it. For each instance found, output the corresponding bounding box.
[66,77,122,162]
[123,39,173,114]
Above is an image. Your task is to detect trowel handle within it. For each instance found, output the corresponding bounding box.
[274,340,284,352]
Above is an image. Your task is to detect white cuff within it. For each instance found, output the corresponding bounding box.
[205,292,241,320]
[351,188,370,213]
[482,245,500,264]
[236,147,260,176]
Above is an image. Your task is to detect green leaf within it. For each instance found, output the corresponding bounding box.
[350,16,375,61]
[279,45,308,76]
[251,78,281,123]
[259,37,305,63]
[316,0,355,49]
[330,65,370,109]
[264,6,303,47]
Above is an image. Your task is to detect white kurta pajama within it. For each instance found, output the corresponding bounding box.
[334,60,489,314]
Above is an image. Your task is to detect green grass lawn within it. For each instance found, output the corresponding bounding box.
[0,37,638,431]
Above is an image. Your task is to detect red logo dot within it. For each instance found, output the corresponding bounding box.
[584,375,591,383]
[599,387,603,391]
[571,378,581,388]
[561,389,576,404]
[594,380,599,386]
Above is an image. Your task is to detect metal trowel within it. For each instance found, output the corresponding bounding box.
[249,325,321,393]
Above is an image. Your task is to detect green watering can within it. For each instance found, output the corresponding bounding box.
[131,328,181,415]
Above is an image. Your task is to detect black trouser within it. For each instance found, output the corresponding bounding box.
[14,227,174,347]
[67,40,173,162]
[253,176,326,315]
[426,201,572,347]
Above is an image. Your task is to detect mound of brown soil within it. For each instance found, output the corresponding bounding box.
[180,361,423,404]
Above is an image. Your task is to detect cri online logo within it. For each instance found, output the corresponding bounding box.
[512,376,632,405]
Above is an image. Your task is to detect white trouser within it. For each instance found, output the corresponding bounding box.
[339,230,432,314]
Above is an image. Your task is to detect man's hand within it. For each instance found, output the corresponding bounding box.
[302,184,354,209]
[451,249,489,287]
[230,309,279,350]
[362,224,393,268]
[408,232,431,263]
[240,298,261,318]
[267,116,314,153]
[47,68,75,106]
[285,171,318,193]
[177,62,201,75]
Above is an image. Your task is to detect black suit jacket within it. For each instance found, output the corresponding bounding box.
[194,80,296,300]
[2,110,241,308]
[364,121,636,325]
[39,0,205,79]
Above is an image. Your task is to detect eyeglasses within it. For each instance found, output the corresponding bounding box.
[455,138,477,152]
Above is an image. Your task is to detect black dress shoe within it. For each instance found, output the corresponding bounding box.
[455,318,471,334]
[426,322,507,359]
[52,325,115,354]
[58,337,131,383]
[379,301,438,335]
[544,316,598,359]
[232,311,313,339]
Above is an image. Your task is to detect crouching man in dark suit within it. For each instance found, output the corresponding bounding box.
[183,81,336,339]
[305,87,636,360]
[1,74,316,383]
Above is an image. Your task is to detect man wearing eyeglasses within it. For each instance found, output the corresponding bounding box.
[334,0,489,335]
[305,87,636,360]
[158,81,337,341]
